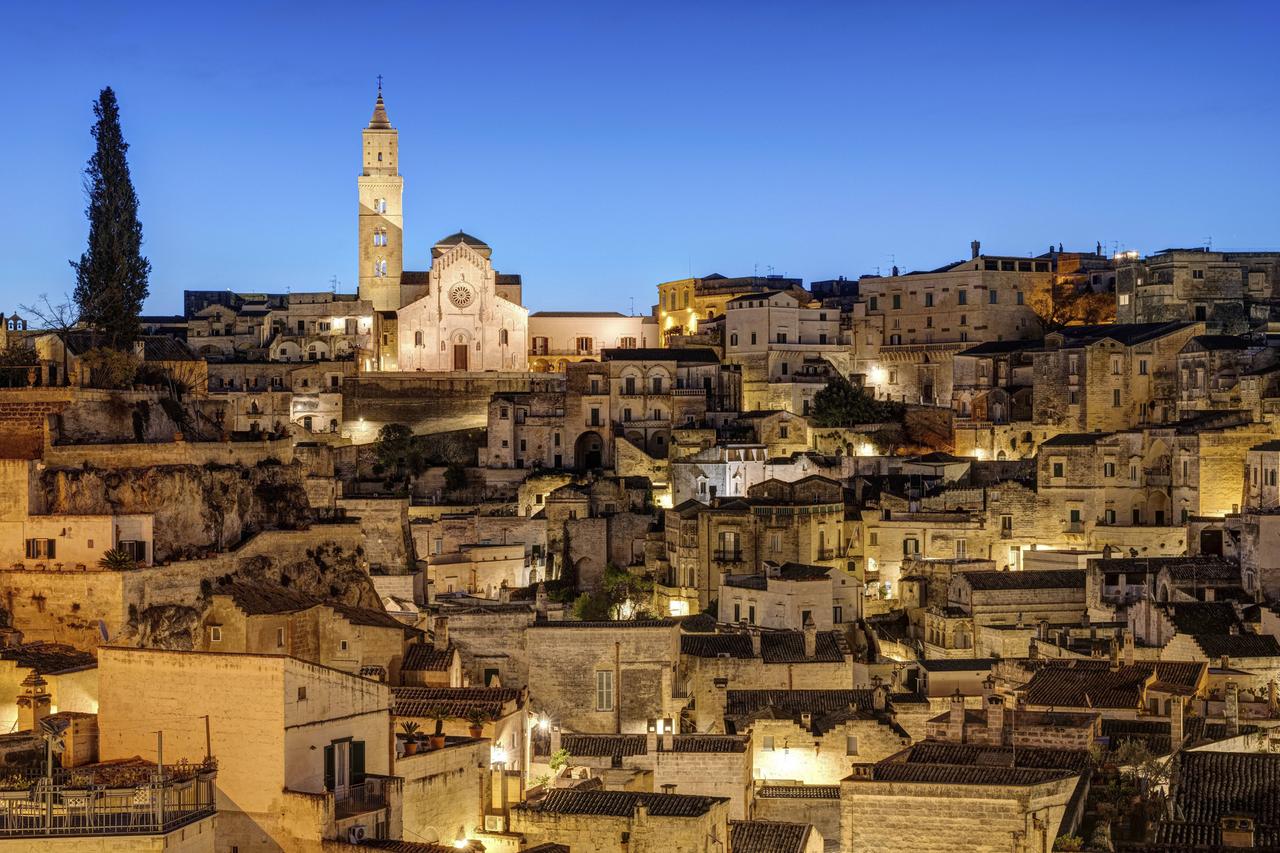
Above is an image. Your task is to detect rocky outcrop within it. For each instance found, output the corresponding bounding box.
[39,460,313,560]
[121,541,381,650]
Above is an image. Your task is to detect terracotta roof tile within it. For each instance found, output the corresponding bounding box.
[729,820,812,853]
[515,789,726,818]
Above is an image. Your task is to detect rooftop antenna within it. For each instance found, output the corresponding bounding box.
[629,296,635,316]
[330,275,339,293]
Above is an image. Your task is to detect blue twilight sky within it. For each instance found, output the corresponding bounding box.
[1,1,1278,316]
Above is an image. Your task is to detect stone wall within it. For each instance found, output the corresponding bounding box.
[840,773,1082,853]
[526,622,680,733]
[396,738,489,845]
[341,373,545,444]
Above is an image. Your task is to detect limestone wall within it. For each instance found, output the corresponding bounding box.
[395,738,489,845]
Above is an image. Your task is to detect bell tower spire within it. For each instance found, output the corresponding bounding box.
[358,79,404,314]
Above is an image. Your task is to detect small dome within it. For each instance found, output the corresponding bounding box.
[433,231,491,258]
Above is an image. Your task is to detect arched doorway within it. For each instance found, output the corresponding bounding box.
[575,431,604,470]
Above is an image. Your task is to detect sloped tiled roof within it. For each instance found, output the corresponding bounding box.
[959,570,1085,591]
[402,643,456,672]
[1195,633,1280,659]
[515,789,726,818]
[726,689,874,716]
[1167,751,1280,842]
[1165,602,1240,635]
[729,820,812,853]
[679,630,848,663]
[392,685,523,719]
[561,734,648,758]
[1022,660,1204,709]
[217,582,414,632]
[0,642,96,674]
[755,785,840,799]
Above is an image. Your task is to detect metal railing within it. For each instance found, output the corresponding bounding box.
[335,778,390,819]
[0,760,216,838]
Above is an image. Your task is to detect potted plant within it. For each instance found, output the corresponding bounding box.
[465,707,491,739]
[400,721,421,755]
[425,705,448,750]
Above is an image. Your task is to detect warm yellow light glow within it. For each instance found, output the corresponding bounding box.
[973,448,988,460]
[668,600,690,617]
[537,717,550,732]
[491,747,508,765]
[654,492,673,509]
[453,841,469,849]
[856,442,876,457]
[867,366,887,386]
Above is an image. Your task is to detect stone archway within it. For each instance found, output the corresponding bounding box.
[575,431,604,470]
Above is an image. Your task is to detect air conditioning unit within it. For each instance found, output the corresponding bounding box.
[484,814,506,832]
[347,825,367,843]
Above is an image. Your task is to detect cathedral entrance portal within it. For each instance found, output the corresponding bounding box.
[453,344,469,371]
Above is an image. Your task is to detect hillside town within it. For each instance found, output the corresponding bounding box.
[4,86,1280,853]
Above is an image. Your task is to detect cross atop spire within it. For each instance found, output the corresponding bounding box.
[377,74,383,93]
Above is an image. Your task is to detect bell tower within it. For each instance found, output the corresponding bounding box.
[358,80,404,312]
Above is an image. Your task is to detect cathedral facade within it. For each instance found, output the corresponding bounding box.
[358,88,528,372]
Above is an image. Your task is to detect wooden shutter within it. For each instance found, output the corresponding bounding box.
[350,740,366,785]
[323,744,334,791]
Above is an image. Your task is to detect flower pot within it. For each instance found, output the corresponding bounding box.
[403,740,419,755]
[429,735,446,750]
[469,725,484,739]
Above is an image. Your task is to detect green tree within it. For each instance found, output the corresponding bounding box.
[810,375,905,427]
[70,87,151,350]
[373,423,424,488]
[572,565,656,621]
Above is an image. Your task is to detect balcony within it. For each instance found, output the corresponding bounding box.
[334,777,390,820]
[712,550,744,564]
[0,760,216,839]
[815,548,836,561]
[1064,521,1085,533]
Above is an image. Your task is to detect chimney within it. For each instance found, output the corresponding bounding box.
[433,616,450,651]
[633,800,648,824]
[873,683,888,713]
[948,689,966,743]
[971,240,981,260]
[498,582,511,604]
[987,695,1006,743]
[750,631,761,658]
[1220,815,1256,849]
[1221,654,1231,671]
[550,725,562,757]
[1109,636,1120,671]
[1269,679,1278,714]
[535,582,548,620]
[1171,698,1185,749]
[802,614,817,659]
[16,671,51,733]
[1037,619,1049,641]
[891,265,899,277]
[1226,682,1240,737]
[661,730,674,751]
[1124,630,1135,667]
[660,783,677,794]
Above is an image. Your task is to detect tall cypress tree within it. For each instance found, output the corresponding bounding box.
[70,87,151,349]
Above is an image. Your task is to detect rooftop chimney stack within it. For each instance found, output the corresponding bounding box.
[433,616,450,651]
[802,614,817,659]
[1171,698,1185,749]
[971,240,981,259]
[987,694,1006,742]
[948,689,966,743]
[1227,681,1241,737]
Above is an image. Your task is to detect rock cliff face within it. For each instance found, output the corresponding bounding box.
[39,460,312,560]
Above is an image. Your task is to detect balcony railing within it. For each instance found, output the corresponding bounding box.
[335,777,390,819]
[0,760,217,838]
[815,549,836,561]
[712,550,744,563]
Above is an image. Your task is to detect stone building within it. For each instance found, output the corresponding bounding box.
[430,592,566,689]
[715,563,861,630]
[722,687,916,786]
[479,349,740,472]
[679,624,854,732]
[840,742,1089,853]
[1176,333,1272,417]
[851,244,1070,408]
[721,288,844,412]
[924,680,1101,750]
[509,788,731,853]
[527,312,657,372]
[197,582,421,684]
[525,619,682,734]
[541,730,753,819]
[393,736,491,848]
[996,657,1207,722]
[98,646,398,849]
[1031,321,1202,432]
[391,685,529,773]
[656,476,851,611]
[185,289,376,367]
[657,273,800,345]
[1116,247,1280,330]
